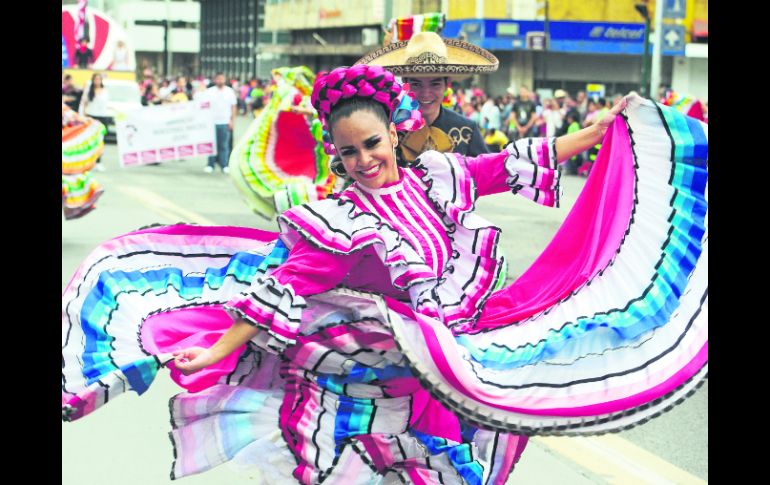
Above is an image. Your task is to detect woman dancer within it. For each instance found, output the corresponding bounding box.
[63,65,708,484]
[229,66,336,219]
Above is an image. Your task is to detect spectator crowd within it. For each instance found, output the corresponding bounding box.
[64,63,706,178]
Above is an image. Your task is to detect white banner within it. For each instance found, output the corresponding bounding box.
[116,101,216,167]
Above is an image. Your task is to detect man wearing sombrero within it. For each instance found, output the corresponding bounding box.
[357,31,498,162]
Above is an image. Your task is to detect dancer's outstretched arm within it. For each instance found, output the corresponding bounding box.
[173,318,259,375]
[554,96,629,163]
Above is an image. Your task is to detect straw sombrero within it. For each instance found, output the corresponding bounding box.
[356,31,498,79]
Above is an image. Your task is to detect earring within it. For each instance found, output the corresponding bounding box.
[330,158,347,177]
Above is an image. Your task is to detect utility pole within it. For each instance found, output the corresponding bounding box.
[165,0,173,76]
[650,0,665,100]
[635,2,651,97]
[543,0,551,87]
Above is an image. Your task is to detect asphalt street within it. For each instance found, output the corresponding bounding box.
[62,114,707,485]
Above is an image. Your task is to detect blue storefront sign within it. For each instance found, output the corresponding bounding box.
[443,19,685,56]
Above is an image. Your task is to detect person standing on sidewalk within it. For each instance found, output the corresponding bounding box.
[203,72,236,174]
[79,73,110,171]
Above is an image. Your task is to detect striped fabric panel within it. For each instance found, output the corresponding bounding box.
[412,152,476,217]
[504,137,561,207]
[411,430,485,485]
[284,323,402,376]
[279,363,403,484]
[224,274,307,352]
[169,384,281,479]
[383,97,707,432]
[399,179,453,274]
[463,104,707,371]
[75,251,268,384]
[62,171,101,196]
[480,432,529,484]
[279,200,437,291]
[349,182,452,278]
[405,153,511,327]
[62,228,286,422]
[344,189,429,266]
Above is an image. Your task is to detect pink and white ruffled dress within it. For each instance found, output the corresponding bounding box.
[62,96,708,484]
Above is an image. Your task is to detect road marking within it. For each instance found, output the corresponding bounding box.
[534,435,706,485]
[114,185,217,226]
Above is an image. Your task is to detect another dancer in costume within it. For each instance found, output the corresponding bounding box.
[358,31,494,162]
[229,66,336,219]
[661,89,707,122]
[61,103,105,220]
[62,65,708,484]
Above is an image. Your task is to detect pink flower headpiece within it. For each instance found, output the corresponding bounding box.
[311,65,424,155]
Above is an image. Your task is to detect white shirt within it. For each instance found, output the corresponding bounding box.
[204,85,237,124]
[480,101,501,130]
[158,84,174,100]
[112,47,130,70]
[80,88,110,117]
[542,109,564,137]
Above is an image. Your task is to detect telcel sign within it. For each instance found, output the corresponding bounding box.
[589,26,645,40]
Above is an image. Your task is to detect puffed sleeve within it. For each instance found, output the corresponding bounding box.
[463,137,561,207]
[224,238,361,353]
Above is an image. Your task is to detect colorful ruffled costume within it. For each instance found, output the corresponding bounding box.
[62,94,707,484]
[62,104,105,219]
[230,66,336,219]
[662,90,706,122]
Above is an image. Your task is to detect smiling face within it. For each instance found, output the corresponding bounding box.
[331,109,399,190]
[405,76,446,122]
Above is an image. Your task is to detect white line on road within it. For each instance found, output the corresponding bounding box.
[534,435,706,485]
[114,185,217,226]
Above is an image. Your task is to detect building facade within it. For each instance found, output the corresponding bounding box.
[63,0,202,77]
[261,0,443,73]
[443,0,708,100]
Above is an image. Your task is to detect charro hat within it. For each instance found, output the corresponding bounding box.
[356,31,498,80]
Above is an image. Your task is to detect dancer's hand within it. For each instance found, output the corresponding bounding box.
[554,95,631,163]
[172,347,216,375]
[594,96,629,137]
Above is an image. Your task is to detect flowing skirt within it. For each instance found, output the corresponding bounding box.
[62,97,707,483]
[229,69,335,220]
[62,118,105,219]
